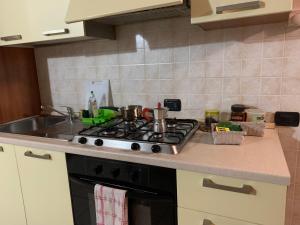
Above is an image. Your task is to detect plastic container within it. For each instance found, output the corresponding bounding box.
[81,109,118,126]
[211,123,245,145]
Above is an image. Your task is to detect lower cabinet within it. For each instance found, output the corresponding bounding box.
[178,208,257,225]
[0,144,27,225]
[177,170,287,225]
[0,143,74,225]
[15,147,74,225]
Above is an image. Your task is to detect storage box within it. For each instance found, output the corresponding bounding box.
[211,124,245,145]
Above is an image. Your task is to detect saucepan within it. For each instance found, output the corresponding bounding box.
[120,105,153,121]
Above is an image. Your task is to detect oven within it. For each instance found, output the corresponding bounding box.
[66,154,177,225]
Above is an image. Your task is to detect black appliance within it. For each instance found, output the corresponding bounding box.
[66,153,177,225]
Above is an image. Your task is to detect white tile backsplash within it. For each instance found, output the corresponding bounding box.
[35,17,300,118]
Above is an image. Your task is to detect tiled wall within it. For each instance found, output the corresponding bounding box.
[34,17,300,225]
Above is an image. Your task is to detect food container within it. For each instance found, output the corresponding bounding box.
[205,110,220,127]
[211,123,245,145]
[245,109,265,122]
[240,122,265,137]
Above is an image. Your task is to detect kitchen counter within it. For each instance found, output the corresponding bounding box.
[0,129,290,185]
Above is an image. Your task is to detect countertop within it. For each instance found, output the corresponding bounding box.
[0,129,290,185]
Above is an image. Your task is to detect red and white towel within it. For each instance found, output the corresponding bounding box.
[94,184,128,225]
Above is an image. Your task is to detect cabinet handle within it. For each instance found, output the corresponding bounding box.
[0,35,22,41]
[42,28,69,36]
[216,1,263,14]
[0,146,3,152]
[203,219,215,225]
[24,151,52,160]
[203,178,256,195]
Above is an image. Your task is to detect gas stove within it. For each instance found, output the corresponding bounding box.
[72,118,199,154]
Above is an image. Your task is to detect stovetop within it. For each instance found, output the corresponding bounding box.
[72,118,199,154]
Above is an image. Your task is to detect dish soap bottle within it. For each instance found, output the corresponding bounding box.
[88,91,98,117]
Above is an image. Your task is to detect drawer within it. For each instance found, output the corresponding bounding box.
[177,170,286,225]
[178,208,257,225]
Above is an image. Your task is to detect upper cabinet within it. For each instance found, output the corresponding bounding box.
[0,0,115,46]
[191,0,293,29]
[0,0,31,46]
[66,0,183,23]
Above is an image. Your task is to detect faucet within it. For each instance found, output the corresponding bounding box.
[41,105,76,123]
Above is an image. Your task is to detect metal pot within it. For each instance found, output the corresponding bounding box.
[128,105,143,118]
[120,105,143,121]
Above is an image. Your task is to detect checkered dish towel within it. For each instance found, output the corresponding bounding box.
[94,184,128,225]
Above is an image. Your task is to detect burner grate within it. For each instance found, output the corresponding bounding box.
[73,118,200,154]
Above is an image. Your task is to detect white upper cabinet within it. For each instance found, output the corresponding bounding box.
[0,0,31,45]
[66,0,183,23]
[25,0,85,43]
[0,0,115,46]
[191,0,293,29]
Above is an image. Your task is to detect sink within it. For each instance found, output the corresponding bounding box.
[0,115,67,134]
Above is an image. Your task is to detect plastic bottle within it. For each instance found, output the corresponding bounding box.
[88,91,98,117]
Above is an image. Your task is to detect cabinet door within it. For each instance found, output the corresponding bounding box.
[0,0,30,46]
[178,208,257,225]
[191,0,293,25]
[15,147,73,225]
[25,0,85,43]
[0,144,27,225]
[177,170,287,225]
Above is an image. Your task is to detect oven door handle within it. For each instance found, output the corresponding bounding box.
[69,176,160,196]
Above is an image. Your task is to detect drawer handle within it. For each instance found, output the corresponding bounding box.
[203,178,256,195]
[24,151,52,160]
[203,219,215,225]
[0,146,3,152]
[216,1,264,14]
[42,28,69,36]
[0,35,22,41]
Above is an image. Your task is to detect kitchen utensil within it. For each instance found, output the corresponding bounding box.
[120,106,136,121]
[142,108,153,121]
[153,103,168,133]
[128,105,143,118]
[120,105,143,121]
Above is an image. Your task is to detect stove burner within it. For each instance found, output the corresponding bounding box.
[73,118,200,154]
[101,127,119,136]
[167,118,177,128]
[153,132,163,139]
[124,121,137,132]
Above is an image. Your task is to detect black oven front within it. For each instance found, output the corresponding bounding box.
[66,154,177,225]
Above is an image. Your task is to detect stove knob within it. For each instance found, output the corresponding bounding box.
[131,143,140,151]
[95,165,103,175]
[94,139,103,146]
[151,145,161,153]
[130,170,140,182]
[78,137,88,144]
[111,168,120,178]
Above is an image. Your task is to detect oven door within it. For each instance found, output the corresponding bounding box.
[69,176,177,225]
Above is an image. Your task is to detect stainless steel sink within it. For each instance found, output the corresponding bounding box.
[0,115,86,141]
[0,115,67,134]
